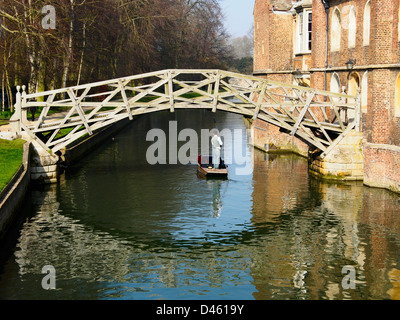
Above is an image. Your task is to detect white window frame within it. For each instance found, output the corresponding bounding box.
[295,8,312,55]
[330,72,341,102]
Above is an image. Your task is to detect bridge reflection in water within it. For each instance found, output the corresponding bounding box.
[1,110,400,300]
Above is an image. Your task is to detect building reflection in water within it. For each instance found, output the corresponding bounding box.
[250,149,400,300]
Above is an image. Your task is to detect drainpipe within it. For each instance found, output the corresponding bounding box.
[321,0,330,94]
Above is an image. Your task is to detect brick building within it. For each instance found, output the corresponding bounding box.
[253,0,400,193]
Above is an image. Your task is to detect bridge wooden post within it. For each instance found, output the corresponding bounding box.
[118,80,133,120]
[212,71,221,112]
[253,82,267,121]
[11,87,52,153]
[290,90,315,136]
[21,86,28,126]
[9,86,22,135]
[66,88,92,136]
[166,70,174,112]
[34,93,55,131]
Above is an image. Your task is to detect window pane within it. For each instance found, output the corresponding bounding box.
[298,12,303,53]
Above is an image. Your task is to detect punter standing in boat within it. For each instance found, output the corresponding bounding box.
[211,129,223,169]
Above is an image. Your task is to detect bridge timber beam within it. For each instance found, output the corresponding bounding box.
[9,69,360,158]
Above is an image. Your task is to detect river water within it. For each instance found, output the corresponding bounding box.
[1,109,400,300]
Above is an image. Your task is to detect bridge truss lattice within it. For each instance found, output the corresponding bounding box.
[10,69,360,158]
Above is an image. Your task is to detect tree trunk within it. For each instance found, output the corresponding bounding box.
[76,22,86,87]
[37,61,46,102]
[5,69,13,112]
[1,72,5,112]
[62,0,75,90]
[22,0,39,94]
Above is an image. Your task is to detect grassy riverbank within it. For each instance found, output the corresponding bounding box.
[0,139,26,192]
[0,110,12,126]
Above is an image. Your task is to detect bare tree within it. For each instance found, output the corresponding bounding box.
[0,0,231,110]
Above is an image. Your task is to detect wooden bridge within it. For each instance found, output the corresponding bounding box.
[10,69,360,158]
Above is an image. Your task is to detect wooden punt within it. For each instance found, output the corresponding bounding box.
[197,164,228,177]
[197,155,228,178]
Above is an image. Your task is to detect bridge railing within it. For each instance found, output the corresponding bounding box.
[10,69,360,157]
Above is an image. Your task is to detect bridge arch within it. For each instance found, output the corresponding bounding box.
[330,72,341,97]
[348,72,360,97]
[331,7,341,52]
[10,69,360,159]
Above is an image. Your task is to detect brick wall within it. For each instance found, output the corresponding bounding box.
[254,0,270,72]
[253,0,294,73]
[363,142,400,193]
[369,69,392,144]
[253,1,307,155]
[370,0,395,65]
[315,0,400,190]
[268,11,294,71]
[252,0,400,192]
[310,0,328,90]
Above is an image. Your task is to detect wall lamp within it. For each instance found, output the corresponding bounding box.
[345,59,357,70]
[321,0,330,11]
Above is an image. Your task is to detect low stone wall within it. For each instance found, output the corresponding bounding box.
[29,139,59,184]
[0,141,31,240]
[363,142,400,194]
